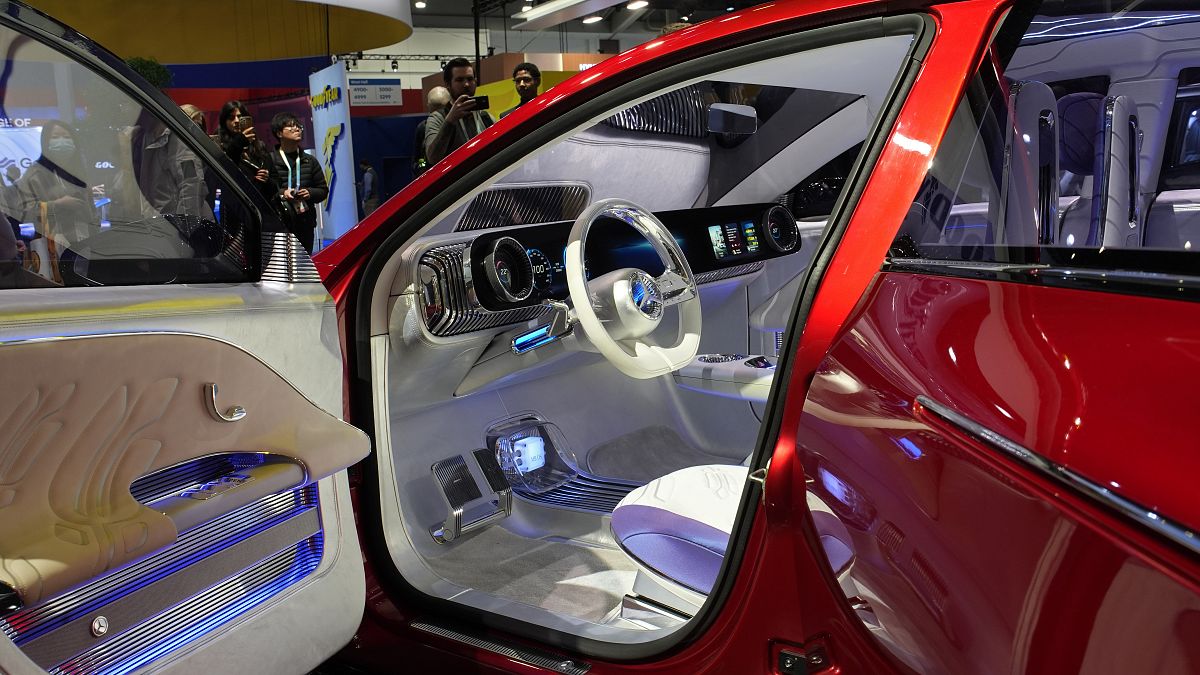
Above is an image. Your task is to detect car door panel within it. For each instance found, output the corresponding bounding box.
[0,282,370,674]
[0,332,368,608]
[797,272,1200,673]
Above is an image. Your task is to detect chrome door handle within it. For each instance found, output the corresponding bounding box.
[204,383,247,423]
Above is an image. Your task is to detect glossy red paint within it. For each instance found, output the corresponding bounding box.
[797,272,1200,673]
[761,2,1010,671]
[317,0,1056,671]
[330,0,1017,673]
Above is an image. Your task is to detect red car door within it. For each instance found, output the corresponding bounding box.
[322,1,1015,673]
[787,4,1200,675]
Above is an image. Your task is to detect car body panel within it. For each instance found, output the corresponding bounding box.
[332,0,1011,672]
[799,272,1200,673]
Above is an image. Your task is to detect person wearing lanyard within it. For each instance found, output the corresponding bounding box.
[266,112,327,254]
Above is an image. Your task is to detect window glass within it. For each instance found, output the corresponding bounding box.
[894,5,1200,262]
[0,25,254,289]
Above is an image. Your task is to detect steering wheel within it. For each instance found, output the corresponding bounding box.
[564,199,701,379]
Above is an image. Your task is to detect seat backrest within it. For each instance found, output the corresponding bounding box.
[1057,92,1142,247]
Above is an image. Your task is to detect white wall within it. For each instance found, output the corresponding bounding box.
[343,24,657,86]
[344,28,489,85]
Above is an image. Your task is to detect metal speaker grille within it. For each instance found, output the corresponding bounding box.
[261,231,321,283]
[418,243,549,336]
[455,184,591,232]
[602,84,712,138]
[513,472,641,514]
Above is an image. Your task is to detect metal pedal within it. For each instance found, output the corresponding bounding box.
[430,452,512,544]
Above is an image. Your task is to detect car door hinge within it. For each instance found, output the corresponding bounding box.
[772,634,830,672]
[747,459,770,504]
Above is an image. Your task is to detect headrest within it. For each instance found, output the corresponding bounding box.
[1057,92,1105,176]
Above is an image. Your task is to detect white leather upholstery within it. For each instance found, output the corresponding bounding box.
[618,464,747,534]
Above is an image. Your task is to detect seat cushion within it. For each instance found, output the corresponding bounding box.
[611,465,747,595]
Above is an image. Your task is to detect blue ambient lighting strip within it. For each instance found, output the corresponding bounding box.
[512,324,558,354]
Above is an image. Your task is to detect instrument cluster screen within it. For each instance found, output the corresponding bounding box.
[708,221,761,260]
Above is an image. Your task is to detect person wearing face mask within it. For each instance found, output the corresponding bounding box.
[14,121,100,278]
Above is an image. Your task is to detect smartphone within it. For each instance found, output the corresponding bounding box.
[470,95,489,110]
[237,115,253,131]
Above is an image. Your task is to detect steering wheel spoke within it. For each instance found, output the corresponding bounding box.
[656,269,696,307]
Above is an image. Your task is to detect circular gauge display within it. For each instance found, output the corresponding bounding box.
[763,205,801,253]
[527,248,554,293]
[484,237,534,302]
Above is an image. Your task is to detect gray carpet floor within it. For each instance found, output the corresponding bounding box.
[584,425,737,483]
[423,527,637,623]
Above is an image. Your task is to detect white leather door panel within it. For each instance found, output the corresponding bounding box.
[0,282,369,675]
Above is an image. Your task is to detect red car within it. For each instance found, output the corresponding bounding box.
[1,0,1198,673]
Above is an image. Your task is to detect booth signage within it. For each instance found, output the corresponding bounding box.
[308,63,357,241]
[349,78,402,106]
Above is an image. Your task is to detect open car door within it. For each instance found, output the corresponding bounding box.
[0,3,368,673]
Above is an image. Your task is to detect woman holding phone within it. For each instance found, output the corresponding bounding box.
[217,100,272,196]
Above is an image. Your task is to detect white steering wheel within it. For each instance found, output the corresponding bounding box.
[564,199,701,379]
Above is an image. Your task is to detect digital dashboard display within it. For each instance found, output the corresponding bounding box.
[708,221,761,259]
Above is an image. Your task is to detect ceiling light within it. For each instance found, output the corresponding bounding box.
[391,59,399,72]
[680,14,688,20]
[726,5,734,10]
[581,14,602,23]
[626,0,648,8]
[414,0,426,6]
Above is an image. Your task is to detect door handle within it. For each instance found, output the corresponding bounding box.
[204,383,247,423]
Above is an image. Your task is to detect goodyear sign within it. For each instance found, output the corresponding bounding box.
[310,85,342,110]
[308,64,356,241]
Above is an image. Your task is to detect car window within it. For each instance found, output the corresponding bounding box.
[894,8,1200,262]
[0,24,255,289]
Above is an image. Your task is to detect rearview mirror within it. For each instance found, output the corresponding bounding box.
[707,103,758,135]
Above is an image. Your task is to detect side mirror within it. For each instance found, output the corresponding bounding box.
[707,103,758,135]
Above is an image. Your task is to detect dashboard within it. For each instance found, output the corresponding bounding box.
[466,203,801,311]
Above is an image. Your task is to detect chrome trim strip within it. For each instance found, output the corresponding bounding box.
[887,258,1200,294]
[696,261,764,284]
[917,395,1200,557]
[409,620,590,674]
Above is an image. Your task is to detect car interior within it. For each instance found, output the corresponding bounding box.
[361,32,917,643]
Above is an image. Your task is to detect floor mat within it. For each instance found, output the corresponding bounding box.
[584,425,737,483]
[423,527,637,623]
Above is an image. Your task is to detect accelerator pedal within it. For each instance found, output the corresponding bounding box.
[430,451,512,543]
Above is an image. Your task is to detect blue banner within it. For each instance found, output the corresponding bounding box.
[308,63,357,241]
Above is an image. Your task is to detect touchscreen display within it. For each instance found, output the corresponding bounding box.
[708,221,761,259]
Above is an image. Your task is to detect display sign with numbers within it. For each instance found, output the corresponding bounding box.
[349,78,403,106]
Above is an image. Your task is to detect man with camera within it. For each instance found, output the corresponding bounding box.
[423,58,495,166]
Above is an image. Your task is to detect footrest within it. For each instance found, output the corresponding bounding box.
[430,451,512,543]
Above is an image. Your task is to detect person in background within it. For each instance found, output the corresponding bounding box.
[501,62,541,119]
[413,86,450,177]
[180,104,206,132]
[15,121,100,278]
[359,158,379,217]
[217,100,271,196]
[264,112,327,254]
[424,58,494,166]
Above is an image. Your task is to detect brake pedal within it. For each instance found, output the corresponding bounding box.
[430,451,512,544]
